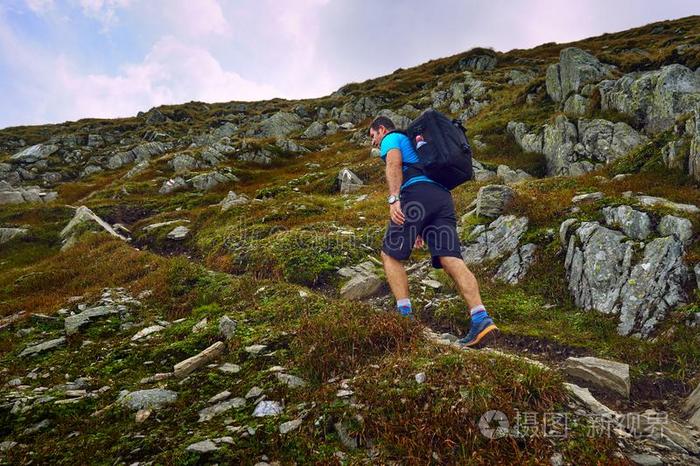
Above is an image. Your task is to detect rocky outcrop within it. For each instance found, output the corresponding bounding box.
[330,97,379,124]
[189,170,239,192]
[106,142,170,170]
[255,111,304,137]
[507,116,648,176]
[432,72,488,118]
[0,181,58,205]
[599,64,700,134]
[496,164,533,184]
[563,208,690,337]
[220,191,250,211]
[60,206,128,250]
[10,144,60,164]
[493,243,537,284]
[462,215,529,265]
[545,48,615,117]
[456,54,497,71]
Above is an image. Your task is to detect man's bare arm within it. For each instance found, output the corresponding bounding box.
[385,148,403,196]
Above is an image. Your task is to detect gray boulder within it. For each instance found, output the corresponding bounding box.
[332,97,378,124]
[565,221,633,315]
[563,219,689,337]
[218,316,237,340]
[461,215,529,265]
[118,389,178,410]
[493,243,537,284]
[338,168,363,194]
[220,191,249,211]
[475,184,515,218]
[617,235,687,337]
[10,144,59,164]
[457,54,497,71]
[189,170,239,192]
[564,356,630,398]
[599,64,700,133]
[169,153,200,172]
[658,215,693,245]
[546,48,615,103]
[107,142,170,170]
[338,261,382,300]
[302,121,326,139]
[0,227,28,245]
[159,177,187,194]
[256,111,304,137]
[683,382,700,429]
[601,205,652,240]
[496,165,533,184]
[376,109,411,129]
[65,305,120,335]
[166,226,189,240]
[19,337,66,358]
[60,206,128,250]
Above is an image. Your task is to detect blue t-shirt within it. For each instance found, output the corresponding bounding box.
[380,132,439,191]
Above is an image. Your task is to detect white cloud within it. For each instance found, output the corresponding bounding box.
[158,0,229,37]
[78,0,132,31]
[24,0,55,13]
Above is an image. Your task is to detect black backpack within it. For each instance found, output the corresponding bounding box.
[396,109,474,190]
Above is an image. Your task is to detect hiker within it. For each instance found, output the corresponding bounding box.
[368,115,498,348]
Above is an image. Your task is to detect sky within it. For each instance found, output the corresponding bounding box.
[0,0,698,129]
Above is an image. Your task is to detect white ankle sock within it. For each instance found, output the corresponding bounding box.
[397,298,411,308]
[470,304,486,316]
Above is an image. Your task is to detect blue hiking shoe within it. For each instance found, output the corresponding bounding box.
[458,314,499,348]
[397,305,414,319]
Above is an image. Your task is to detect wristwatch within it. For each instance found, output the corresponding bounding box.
[387,194,400,204]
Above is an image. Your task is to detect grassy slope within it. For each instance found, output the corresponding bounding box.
[1,15,700,465]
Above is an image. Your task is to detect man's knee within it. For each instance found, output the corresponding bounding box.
[438,255,463,269]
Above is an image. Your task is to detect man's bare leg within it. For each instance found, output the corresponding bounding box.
[439,256,498,347]
[438,256,482,308]
[381,251,409,300]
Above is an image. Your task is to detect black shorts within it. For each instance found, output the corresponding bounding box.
[381,182,463,269]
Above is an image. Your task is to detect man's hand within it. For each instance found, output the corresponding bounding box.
[390,201,405,225]
[414,235,424,249]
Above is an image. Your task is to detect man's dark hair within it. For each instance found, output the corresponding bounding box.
[369,115,395,134]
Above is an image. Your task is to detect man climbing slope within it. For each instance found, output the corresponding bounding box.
[368,115,498,348]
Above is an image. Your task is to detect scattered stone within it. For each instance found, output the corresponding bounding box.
[186,439,218,454]
[220,191,249,211]
[276,373,307,389]
[219,363,241,374]
[421,279,442,289]
[334,421,358,450]
[628,454,663,466]
[191,318,208,333]
[244,344,268,355]
[475,185,515,218]
[253,400,283,417]
[159,177,187,194]
[683,382,700,429]
[60,206,127,249]
[19,337,66,358]
[0,227,28,245]
[564,356,630,398]
[462,215,529,265]
[135,409,152,423]
[602,205,652,241]
[173,341,226,378]
[65,305,120,336]
[118,389,178,411]
[338,168,363,194]
[340,270,382,300]
[415,372,426,384]
[279,418,303,434]
[336,390,354,398]
[572,192,603,203]
[167,225,190,240]
[131,325,165,341]
[564,383,621,420]
[139,372,174,384]
[218,316,237,340]
[246,386,264,399]
[497,165,533,184]
[11,144,59,163]
[0,441,17,452]
[208,390,231,404]
[198,397,246,422]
